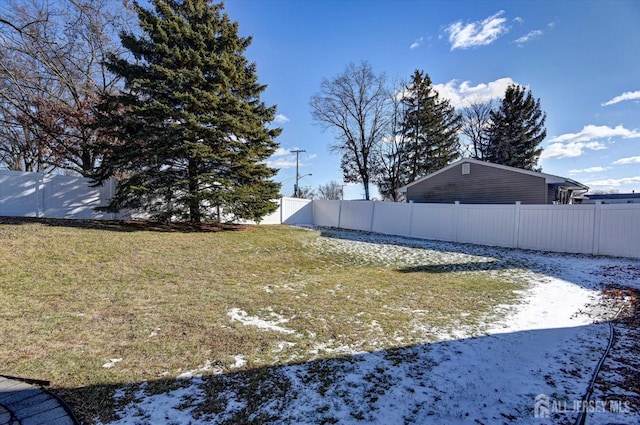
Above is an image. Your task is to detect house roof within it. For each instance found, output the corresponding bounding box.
[399,158,589,193]
[585,193,640,200]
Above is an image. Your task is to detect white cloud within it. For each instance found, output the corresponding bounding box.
[602,90,640,106]
[548,124,640,144]
[266,147,294,168]
[513,17,524,25]
[568,166,610,174]
[543,124,640,159]
[271,147,291,157]
[433,77,516,109]
[445,11,509,50]
[274,114,290,124]
[410,37,423,49]
[266,147,312,169]
[541,141,607,159]
[586,176,640,187]
[266,158,296,169]
[514,29,543,45]
[613,156,640,164]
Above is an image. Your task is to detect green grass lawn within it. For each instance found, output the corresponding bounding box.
[0,219,523,422]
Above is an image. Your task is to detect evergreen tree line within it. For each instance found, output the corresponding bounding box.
[0,0,281,223]
[311,62,547,201]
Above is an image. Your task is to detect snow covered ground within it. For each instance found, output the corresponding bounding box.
[99,228,640,425]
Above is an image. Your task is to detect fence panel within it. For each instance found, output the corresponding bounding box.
[257,200,282,225]
[409,203,457,241]
[338,201,374,231]
[597,204,640,258]
[517,205,595,254]
[42,174,114,219]
[313,200,341,227]
[458,204,515,247]
[0,170,115,219]
[371,202,411,236]
[281,197,313,224]
[0,171,40,217]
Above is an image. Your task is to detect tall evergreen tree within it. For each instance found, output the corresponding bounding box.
[485,84,546,170]
[94,0,280,223]
[400,70,461,182]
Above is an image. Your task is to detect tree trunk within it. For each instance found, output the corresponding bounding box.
[188,158,201,223]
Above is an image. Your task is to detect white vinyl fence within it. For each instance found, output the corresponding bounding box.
[1,170,637,258]
[0,170,117,219]
[312,199,640,259]
[260,197,313,225]
[0,170,311,223]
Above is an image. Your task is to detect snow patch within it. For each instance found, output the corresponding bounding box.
[177,360,223,380]
[227,307,297,334]
[230,355,247,369]
[102,358,122,369]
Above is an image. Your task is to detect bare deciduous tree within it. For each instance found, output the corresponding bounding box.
[317,180,343,200]
[0,0,130,175]
[297,186,316,200]
[374,79,409,202]
[460,99,496,160]
[310,61,389,200]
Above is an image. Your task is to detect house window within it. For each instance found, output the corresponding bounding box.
[462,163,470,175]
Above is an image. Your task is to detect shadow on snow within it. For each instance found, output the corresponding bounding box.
[49,322,640,425]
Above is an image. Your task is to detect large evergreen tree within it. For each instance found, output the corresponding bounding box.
[485,84,546,170]
[400,70,461,182]
[94,0,280,223]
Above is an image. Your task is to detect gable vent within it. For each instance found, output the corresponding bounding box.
[462,163,470,175]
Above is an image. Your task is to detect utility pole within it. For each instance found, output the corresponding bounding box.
[291,149,306,197]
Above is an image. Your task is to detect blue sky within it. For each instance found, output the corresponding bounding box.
[224,0,640,199]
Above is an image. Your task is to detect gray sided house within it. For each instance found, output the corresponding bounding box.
[400,159,588,205]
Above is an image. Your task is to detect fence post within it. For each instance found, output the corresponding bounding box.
[279,197,284,224]
[454,201,461,243]
[369,201,376,232]
[109,179,116,220]
[513,201,521,249]
[35,173,43,218]
[407,201,414,238]
[337,200,342,229]
[592,201,602,256]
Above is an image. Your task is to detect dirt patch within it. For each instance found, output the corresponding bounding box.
[594,284,640,415]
